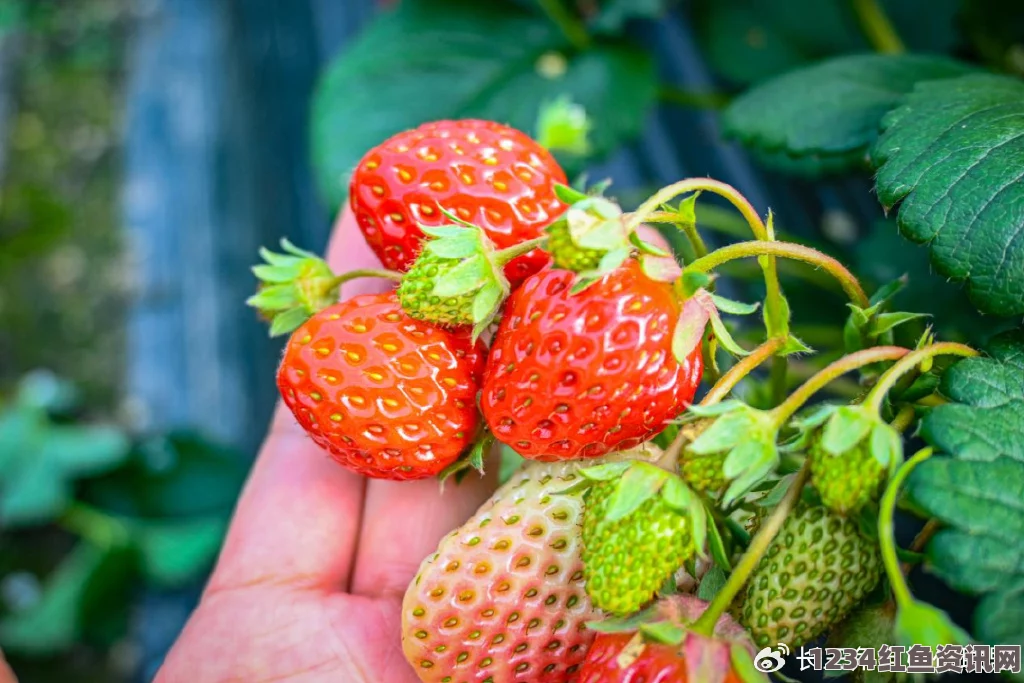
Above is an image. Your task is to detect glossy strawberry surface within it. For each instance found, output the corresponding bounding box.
[581,633,745,683]
[277,293,486,480]
[480,260,704,460]
[349,119,568,284]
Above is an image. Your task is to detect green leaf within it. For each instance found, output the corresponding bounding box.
[709,293,759,316]
[693,0,961,86]
[893,599,971,648]
[425,233,480,259]
[311,0,656,209]
[0,543,128,654]
[603,462,668,522]
[471,284,503,325]
[0,408,129,527]
[553,183,588,204]
[432,255,489,298]
[707,308,750,357]
[697,564,728,601]
[820,406,873,455]
[133,517,227,586]
[80,431,248,519]
[871,74,1024,317]
[639,621,686,645]
[722,54,974,175]
[905,331,1024,647]
[269,307,309,337]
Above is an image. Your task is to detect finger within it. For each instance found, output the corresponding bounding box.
[0,648,16,683]
[350,448,500,598]
[206,208,386,593]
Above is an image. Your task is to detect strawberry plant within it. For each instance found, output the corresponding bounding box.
[252,0,1024,678]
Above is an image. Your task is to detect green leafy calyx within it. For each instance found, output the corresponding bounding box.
[247,239,340,337]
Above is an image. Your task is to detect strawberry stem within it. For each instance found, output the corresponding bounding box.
[879,447,933,608]
[495,236,549,263]
[862,342,978,414]
[326,268,404,290]
[686,240,870,308]
[770,346,911,429]
[690,463,811,636]
[701,336,788,406]
[625,179,788,338]
[851,0,906,54]
[900,518,940,575]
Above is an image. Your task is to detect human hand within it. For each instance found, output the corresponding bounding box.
[154,208,499,683]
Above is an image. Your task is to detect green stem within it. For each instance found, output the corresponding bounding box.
[496,236,549,262]
[58,502,129,549]
[769,356,789,408]
[863,342,978,414]
[327,268,404,290]
[680,222,710,260]
[850,0,906,54]
[687,240,870,308]
[625,179,789,338]
[692,464,811,635]
[889,404,917,434]
[702,336,787,406]
[536,0,591,51]
[880,447,933,607]
[770,346,910,427]
[658,84,731,111]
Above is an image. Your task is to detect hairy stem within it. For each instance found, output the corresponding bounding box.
[851,0,906,54]
[863,342,978,414]
[702,336,787,406]
[880,447,933,607]
[771,346,910,427]
[496,236,549,262]
[692,465,811,635]
[626,178,789,338]
[686,240,870,308]
[328,268,404,290]
[889,404,917,434]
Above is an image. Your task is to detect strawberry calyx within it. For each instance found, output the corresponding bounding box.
[681,401,780,506]
[437,430,494,486]
[248,239,403,336]
[397,209,542,338]
[546,184,672,292]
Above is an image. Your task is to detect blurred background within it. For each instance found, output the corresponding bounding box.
[0,0,1018,681]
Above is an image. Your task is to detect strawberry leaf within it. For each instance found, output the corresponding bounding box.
[722,54,974,175]
[603,462,669,522]
[311,0,656,209]
[904,331,1024,648]
[871,74,1024,317]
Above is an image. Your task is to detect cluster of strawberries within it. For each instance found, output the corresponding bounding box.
[249,120,774,683]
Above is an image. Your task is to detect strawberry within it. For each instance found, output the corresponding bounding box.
[801,405,902,515]
[350,119,568,284]
[276,292,486,480]
[581,595,766,683]
[401,447,657,683]
[577,458,708,616]
[480,258,704,461]
[738,501,883,648]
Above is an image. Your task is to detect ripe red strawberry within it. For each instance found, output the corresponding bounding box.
[580,596,765,683]
[276,292,486,480]
[349,119,568,284]
[401,448,658,683]
[480,258,704,460]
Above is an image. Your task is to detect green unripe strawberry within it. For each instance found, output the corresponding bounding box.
[547,219,604,272]
[397,250,475,326]
[577,459,709,616]
[799,405,902,516]
[394,222,514,338]
[808,434,887,515]
[738,502,883,648]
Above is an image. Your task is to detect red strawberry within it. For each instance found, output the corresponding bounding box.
[480,259,704,460]
[349,119,568,284]
[402,447,658,683]
[580,596,765,683]
[277,292,486,480]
